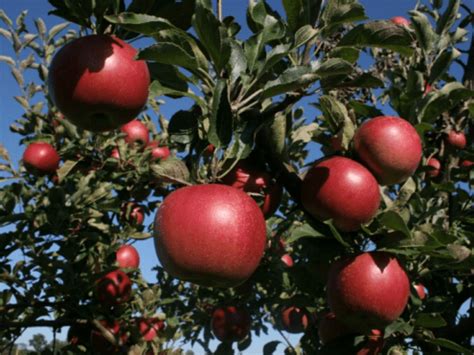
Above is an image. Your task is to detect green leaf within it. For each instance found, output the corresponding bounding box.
[149,81,205,109]
[396,178,416,206]
[151,157,190,183]
[168,110,197,145]
[328,47,360,64]
[228,40,248,84]
[415,313,447,328]
[57,160,79,183]
[294,25,318,48]
[282,0,303,32]
[192,0,230,73]
[436,0,460,35]
[429,48,461,84]
[378,211,411,238]
[322,0,367,30]
[262,66,318,98]
[148,63,189,96]
[105,12,177,34]
[348,101,383,118]
[314,58,353,77]
[209,79,233,147]
[47,22,69,40]
[428,338,472,354]
[339,21,414,56]
[263,340,281,355]
[409,10,437,53]
[139,42,198,71]
[287,223,327,244]
[327,222,350,248]
[319,95,350,131]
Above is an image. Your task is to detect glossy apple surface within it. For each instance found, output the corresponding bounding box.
[96,270,132,306]
[327,252,410,331]
[48,35,150,132]
[136,318,165,342]
[280,307,309,333]
[116,245,140,269]
[301,156,380,231]
[211,306,251,342]
[414,283,426,300]
[222,160,283,218]
[446,130,467,150]
[280,254,294,268]
[23,142,60,175]
[121,119,149,146]
[154,184,266,288]
[354,116,422,185]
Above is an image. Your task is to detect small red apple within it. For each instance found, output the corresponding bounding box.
[461,160,473,168]
[121,203,144,226]
[424,83,432,95]
[147,141,170,161]
[121,119,149,146]
[96,270,132,306]
[327,252,410,331]
[281,254,294,268]
[211,306,251,342]
[116,245,140,269]
[90,320,128,354]
[318,312,351,345]
[426,157,441,178]
[23,142,60,175]
[446,130,467,150]
[390,16,410,26]
[48,35,150,132]
[110,148,120,160]
[136,318,165,342]
[357,329,384,355]
[301,156,380,232]
[354,116,422,185]
[154,184,267,288]
[204,144,215,155]
[221,159,283,218]
[280,307,309,333]
[414,283,426,300]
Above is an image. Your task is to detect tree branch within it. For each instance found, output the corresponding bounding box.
[0,319,88,330]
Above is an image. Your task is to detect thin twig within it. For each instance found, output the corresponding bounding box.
[217,0,223,21]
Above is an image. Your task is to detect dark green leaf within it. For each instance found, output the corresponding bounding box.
[409,10,437,53]
[209,79,233,147]
[148,63,188,94]
[436,0,460,35]
[287,223,327,244]
[428,338,472,354]
[322,0,367,31]
[328,47,360,64]
[263,340,281,355]
[339,21,414,56]
[319,95,350,131]
[314,58,353,77]
[139,42,198,71]
[429,49,461,84]
[282,0,303,32]
[151,157,190,183]
[415,313,447,328]
[105,12,176,34]
[262,66,318,98]
[168,110,197,145]
[378,211,411,238]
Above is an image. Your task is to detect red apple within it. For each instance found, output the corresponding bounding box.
[414,283,426,300]
[221,160,283,218]
[357,329,384,355]
[136,318,165,342]
[147,141,170,161]
[48,35,150,132]
[116,245,140,269]
[424,83,432,95]
[23,142,60,175]
[280,307,309,333]
[67,323,91,346]
[205,144,216,155]
[281,254,294,268]
[318,312,351,345]
[96,270,132,306]
[426,157,441,178]
[90,320,128,354]
[354,116,422,185]
[461,160,473,168]
[390,16,410,26]
[446,130,467,150]
[110,148,120,160]
[211,306,251,342]
[154,184,266,288]
[301,156,380,232]
[327,252,410,331]
[121,119,149,146]
[121,203,144,226]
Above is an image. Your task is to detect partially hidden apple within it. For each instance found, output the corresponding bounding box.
[121,203,144,226]
[121,119,149,147]
[327,252,410,332]
[222,159,283,218]
[147,141,170,161]
[301,156,380,232]
[280,306,309,334]
[280,254,294,268]
[426,157,441,178]
[136,318,165,342]
[48,35,150,132]
[446,130,467,150]
[414,283,427,300]
[96,270,132,306]
[211,306,251,342]
[154,184,266,288]
[354,116,422,185]
[90,320,128,354]
[23,142,60,175]
[116,245,140,269]
[390,16,410,26]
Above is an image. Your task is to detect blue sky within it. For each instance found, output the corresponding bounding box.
[0,0,433,353]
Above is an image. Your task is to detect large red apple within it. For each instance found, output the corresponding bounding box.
[327,252,410,331]
[280,307,309,333]
[211,306,251,342]
[154,184,266,288]
[136,318,165,342]
[116,245,140,269]
[23,142,60,175]
[96,270,132,306]
[222,160,283,218]
[90,320,128,354]
[446,130,467,150]
[354,116,422,185]
[48,35,150,132]
[121,119,149,146]
[318,312,351,345]
[301,156,380,232]
[147,141,170,161]
[390,16,410,26]
[426,157,441,178]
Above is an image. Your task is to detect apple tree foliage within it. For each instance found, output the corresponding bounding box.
[0,0,473,354]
